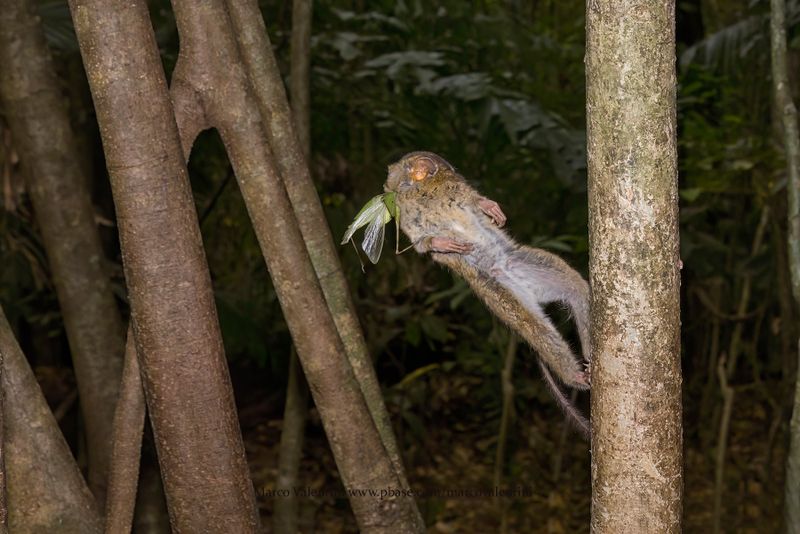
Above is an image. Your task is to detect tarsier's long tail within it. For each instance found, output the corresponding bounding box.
[538,361,590,438]
[433,253,590,436]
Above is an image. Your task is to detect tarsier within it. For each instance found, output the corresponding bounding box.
[385,151,591,435]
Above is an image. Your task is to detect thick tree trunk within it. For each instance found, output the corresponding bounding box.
[771,0,800,530]
[104,327,146,534]
[586,1,683,532]
[225,1,412,492]
[0,0,125,504]
[67,1,260,531]
[0,306,102,533]
[167,2,423,530]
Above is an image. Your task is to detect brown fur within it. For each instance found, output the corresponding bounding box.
[385,151,591,435]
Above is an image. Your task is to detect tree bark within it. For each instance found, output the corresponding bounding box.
[0,306,102,533]
[586,1,683,533]
[67,1,260,531]
[104,326,146,534]
[273,349,309,534]
[273,3,313,531]
[0,0,125,505]
[167,2,423,530]
[0,337,7,534]
[771,0,800,530]
[224,1,412,493]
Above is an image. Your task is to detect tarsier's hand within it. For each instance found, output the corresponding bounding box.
[430,237,474,254]
[478,197,506,227]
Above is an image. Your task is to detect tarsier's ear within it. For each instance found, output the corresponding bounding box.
[409,156,438,182]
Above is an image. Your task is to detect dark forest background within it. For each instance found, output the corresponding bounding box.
[1,0,798,532]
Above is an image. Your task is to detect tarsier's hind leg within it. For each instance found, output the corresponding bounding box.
[449,253,589,390]
[514,247,592,364]
[525,306,590,389]
[558,275,591,364]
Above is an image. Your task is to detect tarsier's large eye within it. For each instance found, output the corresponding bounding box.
[409,156,437,182]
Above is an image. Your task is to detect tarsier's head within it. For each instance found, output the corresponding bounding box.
[385,151,457,193]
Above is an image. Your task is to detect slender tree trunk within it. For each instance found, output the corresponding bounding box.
[0,0,125,505]
[273,4,313,531]
[225,1,412,492]
[167,2,423,530]
[67,1,260,531]
[0,306,102,533]
[290,0,312,155]
[273,349,309,534]
[105,326,146,534]
[0,338,7,534]
[771,0,800,530]
[586,1,683,532]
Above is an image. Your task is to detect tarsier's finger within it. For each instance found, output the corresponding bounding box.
[491,207,507,227]
[478,198,507,227]
[444,241,472,254]
[431,237,472,254]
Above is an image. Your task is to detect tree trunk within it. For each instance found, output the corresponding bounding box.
[104,326,146,534]
[771,0,800,530]
[0,306,102,533]
[290,0,313,155]
[225,1,412,492]
[67,1,260,531]
[586,1,683,532]
[167,2,423,530]
[273,4,313,531]
[0,0,125,505]
[0,337,7,534]
[273,349,309,534]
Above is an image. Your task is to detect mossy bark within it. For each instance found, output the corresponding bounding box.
[586,1,683,532]
[770,0,800,531]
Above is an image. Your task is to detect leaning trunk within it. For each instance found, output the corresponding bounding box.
[273,3,313,531]
[586,1,683,532]
[225,1,411,490]
[0,306,102,533]
[166,2,423,530]
[68,1,260,530]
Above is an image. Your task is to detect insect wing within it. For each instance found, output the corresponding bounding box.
[361,206,387,264]
[340,194,388,245]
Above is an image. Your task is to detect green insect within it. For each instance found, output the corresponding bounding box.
[340,192,404,266]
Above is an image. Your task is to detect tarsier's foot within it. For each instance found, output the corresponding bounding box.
[578,362,591,389]
[574,370,591,390]
[478,197,507,227]
[430,237,474,254]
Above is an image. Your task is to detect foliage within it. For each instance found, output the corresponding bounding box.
[1,1,800,529]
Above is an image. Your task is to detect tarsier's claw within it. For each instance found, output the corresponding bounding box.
[582,363,592,387]
[430,237,473,254]
[478,198,507,227]
[575,371,591,389]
